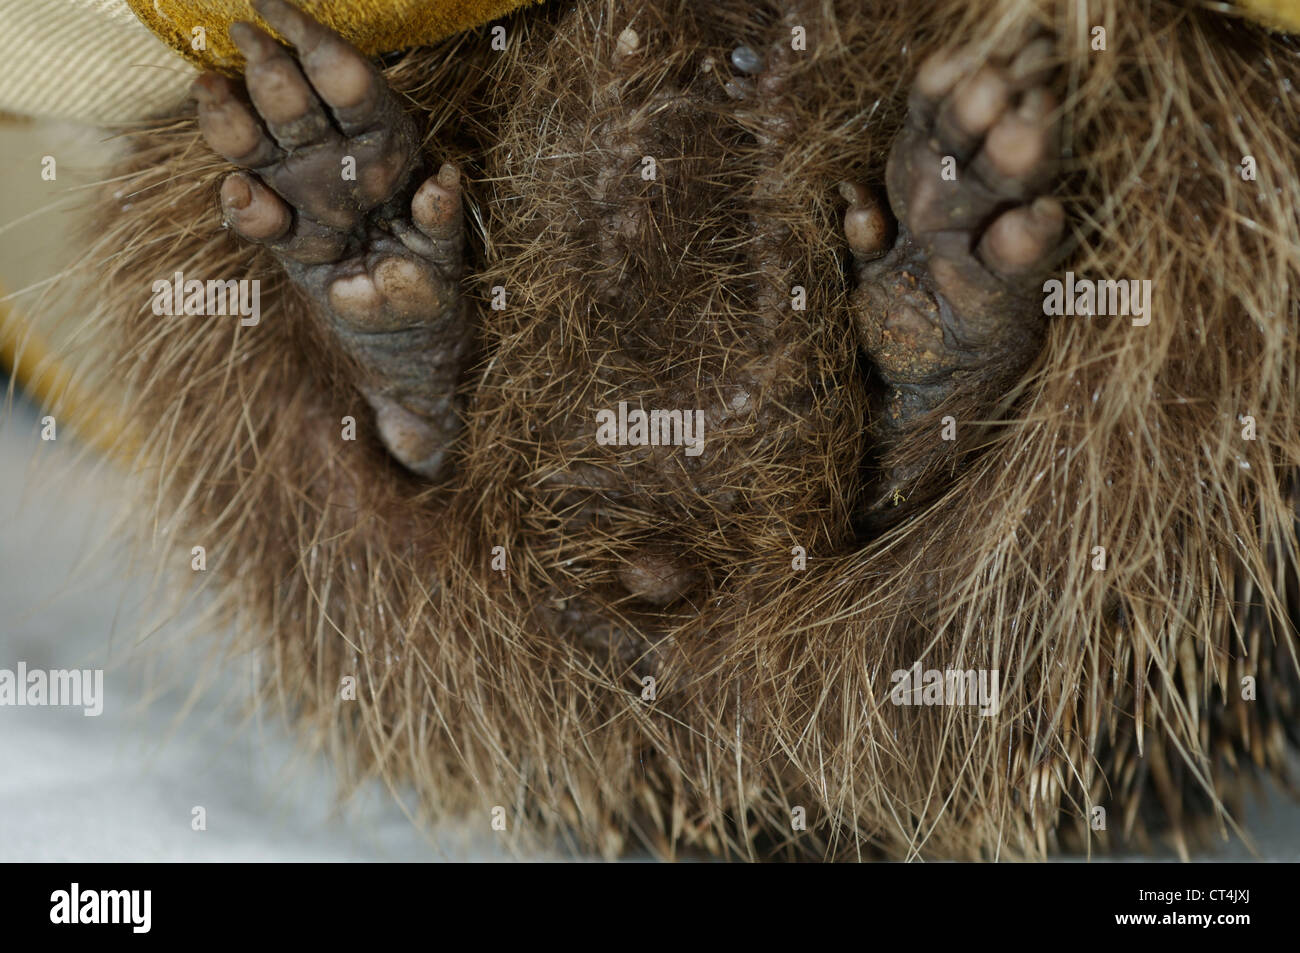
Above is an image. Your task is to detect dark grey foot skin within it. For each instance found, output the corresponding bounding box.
[846,36,1065,518]
[193,0,469,480]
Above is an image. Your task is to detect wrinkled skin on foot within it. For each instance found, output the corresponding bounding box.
[194,0,470,480]
[845,35,1064,515]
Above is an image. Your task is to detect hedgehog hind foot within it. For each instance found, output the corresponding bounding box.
[193,0,471,481]
[847,34,1065,519]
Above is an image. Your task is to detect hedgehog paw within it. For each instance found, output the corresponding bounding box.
[846,34,1064,512]
[192,0,469,481]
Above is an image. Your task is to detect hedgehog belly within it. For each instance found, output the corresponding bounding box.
[461,0,862,657]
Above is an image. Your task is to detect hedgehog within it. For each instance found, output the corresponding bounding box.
[29,0,1300,860]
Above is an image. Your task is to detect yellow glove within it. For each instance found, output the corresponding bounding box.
[1240,0,1300,32]
[0,0,540,124]
[125,0,542,73]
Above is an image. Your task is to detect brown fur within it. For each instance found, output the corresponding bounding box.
[63,0,1300,859]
